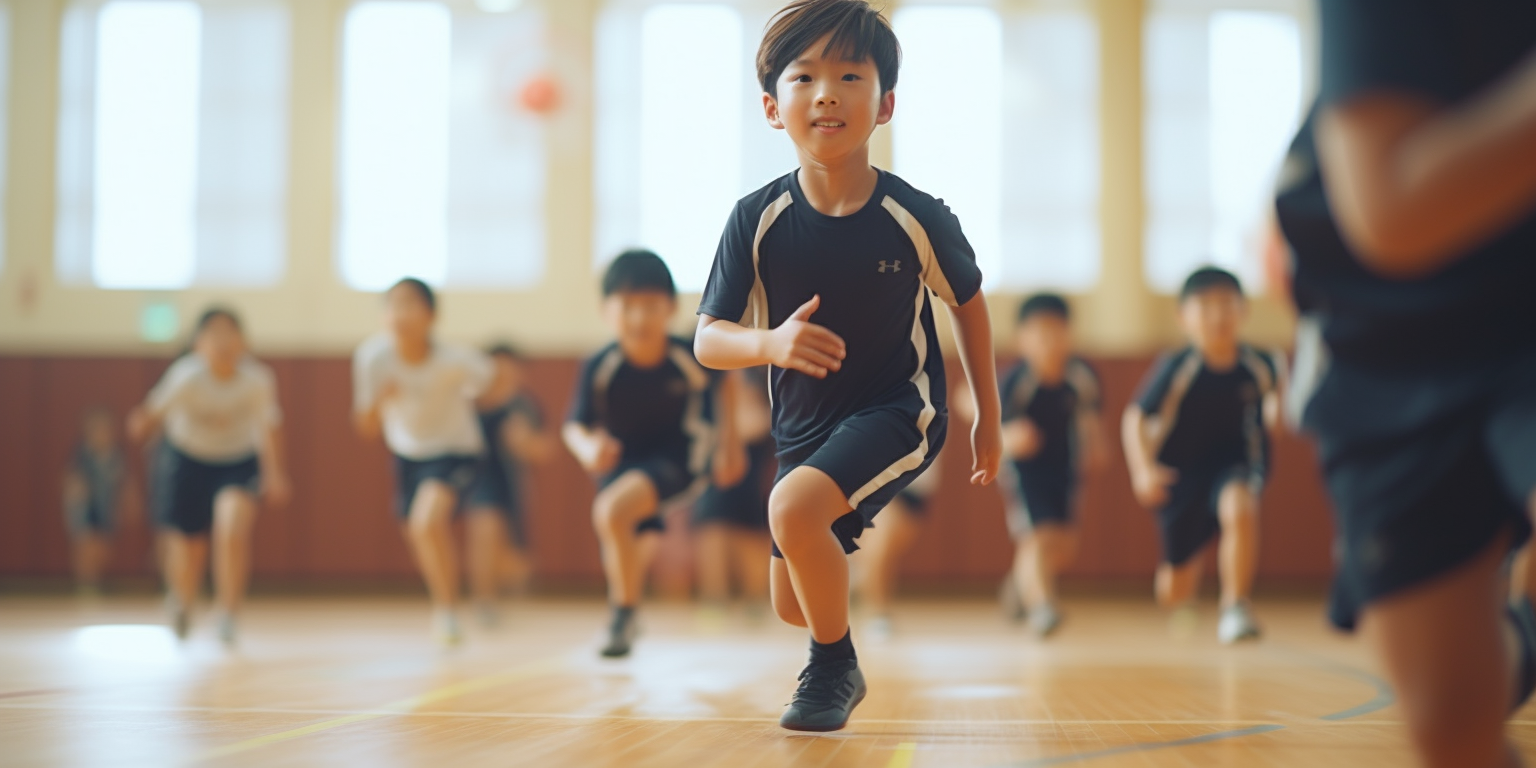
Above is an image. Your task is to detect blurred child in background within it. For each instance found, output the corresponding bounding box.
[1122,269,1283,644]
[851,462,938,640]
[354,278,502,646]
[465,343,553,627]
[128,308,289,644]
[62,405,131,597]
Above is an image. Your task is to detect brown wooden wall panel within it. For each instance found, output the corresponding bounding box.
[0,354,1337,589]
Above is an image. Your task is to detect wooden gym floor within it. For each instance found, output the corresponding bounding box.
[4,595,1536,767]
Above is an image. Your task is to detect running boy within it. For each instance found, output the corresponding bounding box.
[354,278,500,645]
[465,344,551,627]
[996,294,1104,638]
[128,308,290,643]
[693,0,1002,732]
[564,250,742,659]
[1122,268,1282,644]
[1276,1,1536,764]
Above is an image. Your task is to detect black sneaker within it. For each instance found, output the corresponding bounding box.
[779,660,866,732]
[600,612,637,658]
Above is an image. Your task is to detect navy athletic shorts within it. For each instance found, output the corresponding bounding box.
[771,405,948,558]
[1155,459,1265,567]
[153,443,260,535]
[1304,349,1536,631]
[599,451,699,534]
[1001,461,1075,539]
[393,454,479,520]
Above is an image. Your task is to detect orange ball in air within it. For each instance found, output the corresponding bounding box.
[518,74,561,115]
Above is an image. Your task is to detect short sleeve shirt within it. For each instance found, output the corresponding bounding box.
[999,357,1102,477]
[568,337,719,471]
[147,355,282,463]
[1275,0,1536,370]
[697,169,984,457]
[352,334,494,460]
[1133,346,1280,470]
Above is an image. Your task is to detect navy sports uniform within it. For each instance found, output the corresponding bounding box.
[66,445,126,534]
[1275,0,1536,630]
[465,393,544,547]
[568,337,718,533]
[698,169,984,556]
[998,358,1101,538]
[1133,346,1280,566]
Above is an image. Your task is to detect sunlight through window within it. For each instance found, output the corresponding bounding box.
[338,1,453,291]
[1145,3,1306,293]
[91,1,201,289]
[637,4,742,293]
[893,6,1003,289]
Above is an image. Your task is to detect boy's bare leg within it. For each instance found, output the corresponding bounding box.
[1515,495,1536,599]
[1218,482,1261,607]
[466,509,508,608]
[163,531,206,638]
[1023,523,1077,608]
[770,556,807,627]
[590,470,660,607]
[404,480,461,609]
[211,488,258,616]
[768,467,855,644]
[695,524,732,604]
[74,534,109,590]
[1156,558,1203,608]
[1363,533,1522,768]
[730,528,771,606]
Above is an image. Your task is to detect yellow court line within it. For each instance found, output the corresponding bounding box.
[189,656,565,764]
[886,742,918,768]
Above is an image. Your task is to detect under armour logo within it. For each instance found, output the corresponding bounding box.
[877,260,901,273]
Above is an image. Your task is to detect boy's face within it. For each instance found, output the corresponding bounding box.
[494,355,525,395]
[84,413,116,452]
[385,285,434,342]
[1179,288,1246,355]
[1016,314,1072,373]
[194,315,246,373]
[764,34,894,165]
[602,290,676,358]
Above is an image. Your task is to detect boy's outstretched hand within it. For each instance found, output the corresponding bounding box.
[970,415,1003,486]
[765,295,846,379]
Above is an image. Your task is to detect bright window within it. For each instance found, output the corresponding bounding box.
[337,1,547,292]
[55,0,290,289]
[895,4,1100,292]
[1144,0,1307,293]
[595,2,796,293]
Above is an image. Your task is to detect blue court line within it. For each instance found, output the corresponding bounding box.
[1317,664,1396,721]
[999,724,1288,767]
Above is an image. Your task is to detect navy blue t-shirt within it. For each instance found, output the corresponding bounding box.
[1000,357,1101,480]
[1275,0,1536,371]
[1133,346,1280,470]
[478,392,544,499]
[567,337,718,467]
[697,169,984,457]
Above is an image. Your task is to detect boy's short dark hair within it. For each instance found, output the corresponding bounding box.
[485,342,525,362]
[195,306,242,334]
[390,277,437,313]
[1017,293,1070,325]
[1180,267,1244,302]
[602,249,676,298]
[757,0,900,98]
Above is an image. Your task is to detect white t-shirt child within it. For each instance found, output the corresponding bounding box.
[352,334,494,461]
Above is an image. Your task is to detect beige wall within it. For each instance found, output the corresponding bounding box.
[0,0,1296,358]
